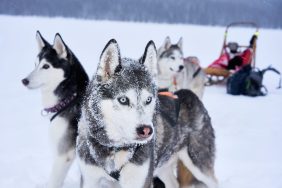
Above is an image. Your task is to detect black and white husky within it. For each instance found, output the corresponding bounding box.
[77,39,217,188]
[22,31,89,188]
[157,36,206,99]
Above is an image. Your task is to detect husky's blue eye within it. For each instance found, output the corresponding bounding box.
[118,97,129,105]
[145,97,152,105]
[42,64,50,69]
[170,56,175,60]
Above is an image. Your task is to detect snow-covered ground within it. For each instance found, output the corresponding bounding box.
[0,15,281,188]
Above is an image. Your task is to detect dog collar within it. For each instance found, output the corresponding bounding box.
[107,145,138,181]
[41,93,77,121]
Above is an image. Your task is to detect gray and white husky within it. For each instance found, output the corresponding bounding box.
[157,36,206,99]
[77,39,217,188]
[22,31,89,188]
[77,39,158,188]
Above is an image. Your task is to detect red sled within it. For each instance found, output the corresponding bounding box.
[205,22,259,85]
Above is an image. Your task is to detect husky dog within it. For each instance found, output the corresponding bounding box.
[77,39,217,188]
[155,89,217,188]
[22,31,89,188]
[157,37,206,99]
[77,39,158,188]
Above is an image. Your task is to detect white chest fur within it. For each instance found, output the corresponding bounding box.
[48,117,68,154]
[104,149,133,173]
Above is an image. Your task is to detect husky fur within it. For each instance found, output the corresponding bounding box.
[77,39,217,188]
[22,31,89,188]
[157,37,206,99]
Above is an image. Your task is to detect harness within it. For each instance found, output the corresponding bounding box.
[158,90,178,99]
[105,145,139,181]
[193,67,202,78]
[109,170,121,181]
[158,90,180,124]
[41,93,78,122]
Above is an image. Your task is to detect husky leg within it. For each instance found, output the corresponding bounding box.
[178,148,217,188]
[156,162,179,188]
[119,160,152,188]
[79,161,116,188]
[47,118,76,188]
[157,166,179,188]
[47,148,75,188]
[177,159,194,188]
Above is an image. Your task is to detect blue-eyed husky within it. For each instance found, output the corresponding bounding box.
[77,39,217,188]
[22,31,89,188]
[77,39,158,188]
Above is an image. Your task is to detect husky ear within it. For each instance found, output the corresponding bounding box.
[141,40,158,80]
[96,39,121,82]
[36,31,48,51]
[177,37,183,51]
[163,36,171,50]
[53,33,68,59]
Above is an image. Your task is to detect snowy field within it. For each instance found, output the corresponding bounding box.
[0,15,282,188]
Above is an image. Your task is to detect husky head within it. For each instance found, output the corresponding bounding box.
[83,39,158,147]
[22,31,88,100]
[157,37,184,76]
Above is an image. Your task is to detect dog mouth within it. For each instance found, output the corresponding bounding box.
[169,67,175,72]
[170,65,184,73]
[21,78,43,89]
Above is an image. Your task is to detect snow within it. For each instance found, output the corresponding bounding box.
[0,15,282,187]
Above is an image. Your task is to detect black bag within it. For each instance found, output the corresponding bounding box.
[227,64,281,97]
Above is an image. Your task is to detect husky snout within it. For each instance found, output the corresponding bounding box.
[136,125,153,139]
[22,78,29,86]
[178,65,184,72]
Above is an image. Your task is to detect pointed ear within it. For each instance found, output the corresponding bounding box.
[96,39,121,82]
[141,40,158,80]
[36,31,48,51]
[53,33,68,59]
[163,36,171,50]
[177,37,183,51]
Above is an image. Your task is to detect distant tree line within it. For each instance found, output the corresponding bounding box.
[1,0,281,28]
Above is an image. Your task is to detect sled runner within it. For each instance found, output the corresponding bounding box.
[205,22,259,85]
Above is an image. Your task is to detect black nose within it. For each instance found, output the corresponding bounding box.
[136,125,153,139]
[22,78,29,86]
[179,65,184,71]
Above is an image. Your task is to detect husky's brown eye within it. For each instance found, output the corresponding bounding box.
[118,97,129,106]
[145,97,152,105]
[42,64,50,69]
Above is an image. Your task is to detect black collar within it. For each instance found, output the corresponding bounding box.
[158,88,169,92]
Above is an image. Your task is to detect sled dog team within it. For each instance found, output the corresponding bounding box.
[22,31,216,188]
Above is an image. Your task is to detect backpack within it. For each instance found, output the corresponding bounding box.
[227,64,281,97]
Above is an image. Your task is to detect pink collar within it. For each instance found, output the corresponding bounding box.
[43,93,77,114]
